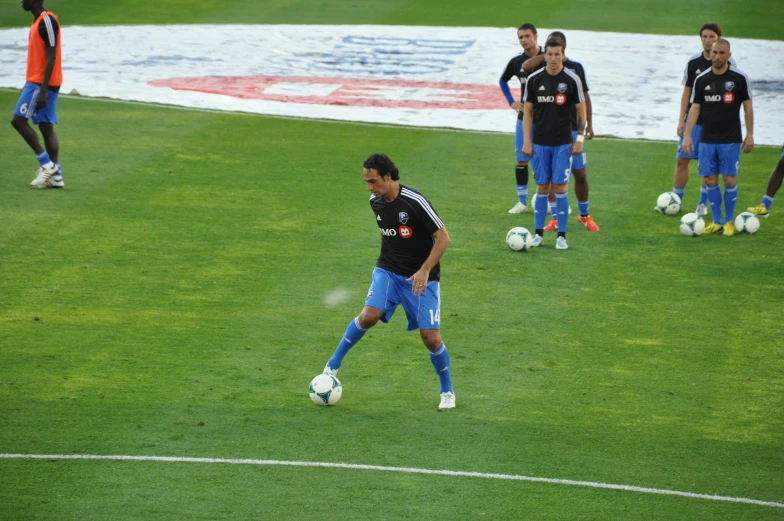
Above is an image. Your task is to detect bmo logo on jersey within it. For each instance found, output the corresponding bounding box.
[380,228,398,236]
[705,94,722,102]
[398,226,413,238]
[537,95,555,103]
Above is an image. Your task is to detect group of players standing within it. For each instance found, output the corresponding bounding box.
[499,22,783,241]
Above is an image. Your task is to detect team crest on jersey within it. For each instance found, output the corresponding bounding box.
[723,92,735,104]
[725,81,735,92]
[557,83,567,93]
[555,93,567,106]
[398,212,409,224]
[398,226,413,239]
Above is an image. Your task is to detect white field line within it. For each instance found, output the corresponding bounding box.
[1,453,782,509]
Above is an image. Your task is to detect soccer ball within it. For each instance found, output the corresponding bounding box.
[506,227,533,251]
[679,212,705,236]
[655,192,682,215]
[309,374,342,406]
[734,212,760,234]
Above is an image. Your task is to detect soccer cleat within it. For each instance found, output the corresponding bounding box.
[323,365,339,377]
[438,391,456,410]
[576,214,600,232]
[696,204,709,217]
[30,165,63,188]
[543,218,558,231]
[747,205,770,218]
[530,234,543,248]
[555,236,568,250]
[703,223,724,234]
[722,221,736,236]
[508,202,528,214]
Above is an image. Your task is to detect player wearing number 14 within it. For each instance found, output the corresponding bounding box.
[321,153,455,410]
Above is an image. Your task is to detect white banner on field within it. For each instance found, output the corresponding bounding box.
[0,24,782,145]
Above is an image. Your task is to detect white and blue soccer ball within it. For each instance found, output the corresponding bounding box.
[734,212,760,234]
[309,374,342,406]
[679,212,705,236]
[655,192,682,215]
[506,226,533,251]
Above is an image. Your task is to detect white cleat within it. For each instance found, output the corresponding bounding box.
[508,202,528,214]
[696,204,708,217]
[30,165,63,188]
[556,236,569,250]
[323,365,339,377]
[438,391,456,410]
[530,234,543,248]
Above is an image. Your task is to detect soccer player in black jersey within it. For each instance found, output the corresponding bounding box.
[523,38,586,250]
[682,39,754,236]
[499,23,542,214]
[669,23,732,215]
[322,153,455,410]
[747,144,784,218]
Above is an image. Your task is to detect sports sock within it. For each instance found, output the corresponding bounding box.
[673,186,685,204]
[54,163,62,179]
[706,184,723,224]
[515,165,529,205]
[724,185,738,224]
[429,343,453,394]
[762,195,773,210]
[549,200,557,217]
[36,151,54,169]
[326,317,367,371]
[578,200,590,217]
[534,191,548,231]
[699,184,708,207]
[555,191,569,232]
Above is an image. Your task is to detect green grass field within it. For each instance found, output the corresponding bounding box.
[1,1,783,519]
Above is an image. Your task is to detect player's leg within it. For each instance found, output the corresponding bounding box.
[673,124,702,209]
[543,183,558,231]
[15,84,61,187]
[571,138,599,232]
[324,268,394,374]
[700,144,724,233]
[510,120,531,213]
[748,149,783,218]
[553,145,572,249]
[531,145,553,246]
[718,143,741,235]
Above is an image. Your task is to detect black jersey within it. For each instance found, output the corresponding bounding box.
[500,47,544,120]
[681,52,737,124]
[371,185,445,281]
[524,67,585,146]
[691,66,752,144]
[564,58,589,131]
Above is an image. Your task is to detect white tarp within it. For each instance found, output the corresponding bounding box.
[1,24,782,145]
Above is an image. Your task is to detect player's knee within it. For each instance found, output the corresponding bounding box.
[517,161,528,167]
[572,169,587,182]
[357,308,381,329]
[10,115,25,130]
[420,330,442,351]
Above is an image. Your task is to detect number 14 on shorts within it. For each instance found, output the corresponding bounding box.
[429,309,440,325]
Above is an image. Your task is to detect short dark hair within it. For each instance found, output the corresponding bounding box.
[518,23,537,34]
[544,37,565,53]
[363,153,400,181]
[700,22,722,37]
[714,38,731,51]
[548,31,567,49]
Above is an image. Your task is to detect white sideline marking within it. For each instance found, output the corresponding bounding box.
[1,453,782,509]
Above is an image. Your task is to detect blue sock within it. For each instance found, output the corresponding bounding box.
[706,184,723,224]
[673,186,685,204]
[555,191,569,233]
[517,186,528,205]
[578,199,590,217]
[327,317,367,370]
[762,195,773,210]
[534,191,548,231]
[699,184,708,207]
[429,343,453,394]
[549,200,557,216]
[36,151,52,166]
[724,185,738,224]
[54,163,62,176]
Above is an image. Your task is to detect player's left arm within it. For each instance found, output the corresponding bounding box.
[742,99,754,153]
[407,227,450,295]
[572,101,586,155]
[585,92,594,140]
[36,15,59,109]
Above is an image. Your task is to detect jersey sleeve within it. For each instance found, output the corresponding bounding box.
[500,57,516,83]
[690,76,704,105]
[737,73,752,102]
[524,75,535,103]
[414,198,444,236]
[37,14,59,48]
[573,62,589,92]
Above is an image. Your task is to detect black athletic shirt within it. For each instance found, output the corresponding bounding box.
[691,67,752,144]
[524,67,585,146]
[500,47,544,120]
[681,52,737,125]
[371,185,445,281]
[564,58,589,131]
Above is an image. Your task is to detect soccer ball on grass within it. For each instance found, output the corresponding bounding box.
[734,212,760,234]
[655,192,682,215]
[506,227,533,251]
[309,374,343,406]
[679,212,705,236]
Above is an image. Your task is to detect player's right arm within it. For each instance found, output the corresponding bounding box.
[522,54,545,74]
[522,101,534,157]
[682,103,701,156]
[36,15,59,109]
[499,58,521,112]
[677,87,691,137]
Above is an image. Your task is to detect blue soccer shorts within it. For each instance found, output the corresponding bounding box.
[532,143,573,185]
[698,143,741,177]
[14,82,59,124]
[515,119,534,162]
[571,130,587,169]
[365,268,441,331]
[677,124,702,160]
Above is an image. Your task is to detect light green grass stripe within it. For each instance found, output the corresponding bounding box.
[2,454,782,509]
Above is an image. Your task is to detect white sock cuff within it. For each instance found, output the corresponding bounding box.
[353,317,368,331]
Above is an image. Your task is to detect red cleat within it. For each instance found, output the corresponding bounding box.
[577,214,600,232]
[543,218,558,231]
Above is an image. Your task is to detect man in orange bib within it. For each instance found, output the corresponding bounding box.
[11,0,64,188]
